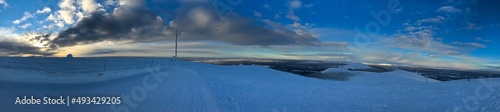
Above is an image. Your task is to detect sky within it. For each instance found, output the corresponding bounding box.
[0,0,499,71]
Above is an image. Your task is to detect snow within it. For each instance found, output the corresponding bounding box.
[343,62,372,69]
[322,62,372,73]
[0,57,499,111]
[0,58,164,84]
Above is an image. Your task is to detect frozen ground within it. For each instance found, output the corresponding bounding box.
[0,57,499,112]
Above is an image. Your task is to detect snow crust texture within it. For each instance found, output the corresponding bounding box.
[0,58,499,112]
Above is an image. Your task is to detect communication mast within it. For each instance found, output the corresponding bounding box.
[173,30,178,61]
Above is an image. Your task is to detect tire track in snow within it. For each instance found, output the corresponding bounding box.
[156,65,219,112]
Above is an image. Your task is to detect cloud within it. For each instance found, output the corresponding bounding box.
[0,27,18,37]
[58,0,77,24]
[451,41,487,49]
[0,0,7,7]
[54,20,65,29]
[50,5,165,48]
[45,13,66,29]
[48,0,320,50]
[168,6,317,46]
[118,0,145,7]
[46,0,103,30]
[18,23,32,29]
[286,12,300,21]
[286,0,302,21]
[475,37,492,42]
[356,50,482,70]
[0,31,55,56]
[84,49,122,55]
[318,41,348,47]
[304,3,314,8]
[436,6,461,13]
[263,4,271,10]
[104,0,117,6]
[274,14,280,19]
[12,12,34,25]
[0,40,54,56]
[36,7,52,14]
[289,0,302,9]
[384,21,484,56]
[382,36,466,55]
[253,10,262,17]
[344,13,494,71]
[47,0,156,48]
[12,20,20,24]
[379,19,487,58]
[12,0,322,57]
[80,43,229,57]
[27,32,52,44]
[417,16,446,24]
[483,65,500,70]
[79,0,102,14]
[288,21,315,29]
[53,41,235,57]
[188,7,212,27]
[463,22,482,30]
[46,14,57,21]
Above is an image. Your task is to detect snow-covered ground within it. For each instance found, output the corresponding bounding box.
[0,58,499,112]
[322,62,372,73]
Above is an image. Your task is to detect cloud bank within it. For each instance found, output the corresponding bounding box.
[49,0,319,49]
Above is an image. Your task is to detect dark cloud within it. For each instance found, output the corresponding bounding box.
[85,49,120,55]
[84,47,226,57]
[85,49,150,55]
[51,5,166,48]
[483,65,500,70]
[166,5,318,46]
[0,40,55,56]
[281,53,349,57]
[0,31,55,56]
[28,32,51,43]
[49,0,319,49]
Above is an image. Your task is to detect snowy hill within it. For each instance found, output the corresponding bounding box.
[342,62,372,69]
[321,62,372,73]
[0,58,499,112]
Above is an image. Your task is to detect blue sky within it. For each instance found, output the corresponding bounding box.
[0,0,499,71]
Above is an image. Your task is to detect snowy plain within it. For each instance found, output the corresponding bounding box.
[0,57,499,112]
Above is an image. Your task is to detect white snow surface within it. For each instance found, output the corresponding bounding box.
[343,62,372,69]
[322,62,372,73]
[0,57,499,112]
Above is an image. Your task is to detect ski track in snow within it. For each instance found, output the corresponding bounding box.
[0,58,500,112]
[157,65,219,112]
